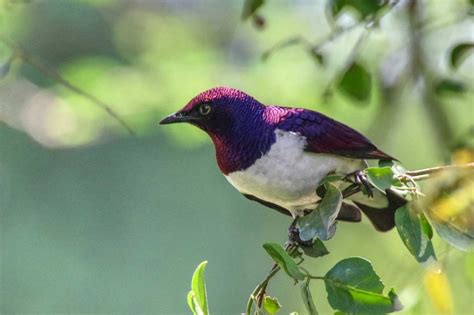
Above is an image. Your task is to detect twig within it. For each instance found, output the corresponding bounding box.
[319,1,401,99]
[246,245,299,314]
[312,23,359,51]
[246,160,472,313]
[246,264,281,314]
[321,26,370,100]
[262,36,312,61]
[405,163,474,177]
[261,1,398,64]
[0,34,136,135]
[261,24,360,62]
[255,263,279,308]
[337,163,473,200]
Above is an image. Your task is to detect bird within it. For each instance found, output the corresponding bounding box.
[160,87,405,237]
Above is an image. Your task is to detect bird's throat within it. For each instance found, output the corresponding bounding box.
[209,125,275,175]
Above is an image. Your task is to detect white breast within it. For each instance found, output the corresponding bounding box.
[225,129,363,216]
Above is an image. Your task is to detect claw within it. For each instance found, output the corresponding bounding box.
[355,170,374,198]
[347,170,373,198]
[288,218,314,247]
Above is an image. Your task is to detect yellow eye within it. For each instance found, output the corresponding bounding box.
[199,104,211,115]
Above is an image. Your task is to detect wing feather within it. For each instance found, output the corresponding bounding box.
[275,108,395,160]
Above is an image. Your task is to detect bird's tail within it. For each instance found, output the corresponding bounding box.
[337,189,407,232]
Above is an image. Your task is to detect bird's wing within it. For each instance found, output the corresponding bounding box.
[275,107,394,160]
[243,194,292,216]
[243,194,364,223]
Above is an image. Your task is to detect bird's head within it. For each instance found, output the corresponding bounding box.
[159,87,264,137]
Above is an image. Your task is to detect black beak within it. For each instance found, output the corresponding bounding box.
[159,112,193,125]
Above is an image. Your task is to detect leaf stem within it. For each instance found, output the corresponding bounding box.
[306,275,326,280]
[245,264,281,314]
[246,244,299,314]
[299,266,326,281]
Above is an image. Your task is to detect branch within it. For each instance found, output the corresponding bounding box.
[247,161,472,313]
[246,244,299,314]
[246,264,280,313]
[319,1,401,101]
[0,34,136,135]
[261,24,360,62]
[320,26,370,101]
[405,163,474,177]
[262,0,400,62]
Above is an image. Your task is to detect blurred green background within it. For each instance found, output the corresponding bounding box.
[0,0,473,314]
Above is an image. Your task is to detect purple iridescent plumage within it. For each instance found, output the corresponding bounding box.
[180,87,393,175]
[267,106,393,160]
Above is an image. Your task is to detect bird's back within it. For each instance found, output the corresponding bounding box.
[266,105,394,160]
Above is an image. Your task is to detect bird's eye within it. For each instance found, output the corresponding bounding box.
[199,104,211,115]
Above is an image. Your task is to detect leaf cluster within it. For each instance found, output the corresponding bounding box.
[241,0,474,109]
[186,161,473,314]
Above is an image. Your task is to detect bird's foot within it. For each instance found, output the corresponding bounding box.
[346,170,374,198]
[354,170,374,198]
[287,223,314,247]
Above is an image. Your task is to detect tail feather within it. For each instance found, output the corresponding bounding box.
[336,203,362,222]
[354,189,407,232]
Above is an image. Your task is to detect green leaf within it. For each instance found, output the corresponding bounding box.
[435,79,466,95]
[419,213,433,240]
[187,291,203,315]
[263,243,305,281]
[317,174,344,198]
[366,167,395,192]
[298,183,342,241]
[324,257,403,313]
[425,176,474,251]
[330,0,387,20]
[190,261,209,315]
[242,0,265,20]
[337,62,372,102]
[450,42,474,69]
[378,159,394,168]
[395,206,437,263]
[262,295,282,315]
[319,174,345,187]
[301,281,319,315]
[430,218,474,252]
[300,239,330,258]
